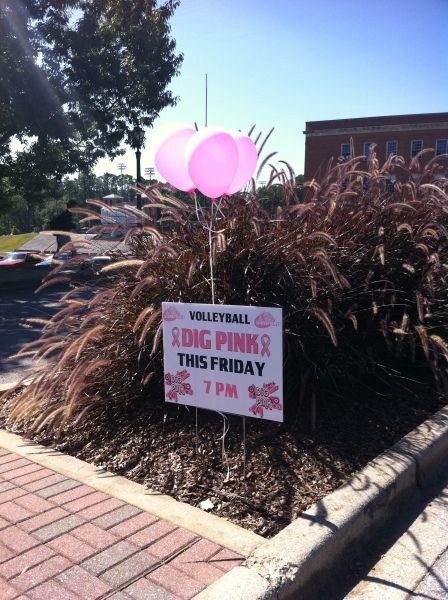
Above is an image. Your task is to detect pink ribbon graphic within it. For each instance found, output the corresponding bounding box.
[261,334,271,357]
[172,327,181,347]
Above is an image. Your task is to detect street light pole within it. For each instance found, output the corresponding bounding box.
[136,147,142,211]
[130,125,145,212]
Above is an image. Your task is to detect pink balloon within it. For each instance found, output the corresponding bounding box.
[154,125,196,191]
[226,134,258,195]
[186,129,239,199]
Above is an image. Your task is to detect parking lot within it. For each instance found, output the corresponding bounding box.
[0,286,65,386]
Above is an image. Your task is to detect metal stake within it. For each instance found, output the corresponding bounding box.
[195,407,198,454]
[242,416,246,479]
[222,415,225,463]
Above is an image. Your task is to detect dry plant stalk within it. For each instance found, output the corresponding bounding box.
[2,149,448,436]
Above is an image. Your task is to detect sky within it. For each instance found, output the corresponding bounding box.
[95,0,448,181]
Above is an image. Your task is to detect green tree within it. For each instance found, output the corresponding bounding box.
[98,173,120,197]
[62,178,83,205]
[295,174,304,203]
[257,175,305,213]
[0,194,40,234]
[61,171,129,204]
[38,198,69,230]
[0,178,15,218]
[0,0,182,202]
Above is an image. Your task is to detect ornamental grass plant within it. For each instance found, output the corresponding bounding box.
[2,148,448,439]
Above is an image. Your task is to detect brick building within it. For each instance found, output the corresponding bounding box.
[304,112,448,180]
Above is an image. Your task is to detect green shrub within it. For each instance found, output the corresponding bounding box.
[3,150,448,435]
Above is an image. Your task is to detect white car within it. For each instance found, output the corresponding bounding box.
[35,254,54,267]
[87,256,112,274]
[35,252,72,267]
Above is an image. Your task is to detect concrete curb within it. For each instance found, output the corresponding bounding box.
[0,383,18,392]
[346,480,448,599]
[0,428,263,557]
[0,381,263,557]
[195,404,448,599]
[0,381,31,393]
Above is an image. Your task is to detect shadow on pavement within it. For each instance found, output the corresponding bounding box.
[0,283,67,385]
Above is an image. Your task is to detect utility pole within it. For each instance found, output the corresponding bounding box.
[118,163,126,198]
[145,167,155,181]
[145,167,157,222]
[205,73,208,127]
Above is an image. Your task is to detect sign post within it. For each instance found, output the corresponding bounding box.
[162,302,283,422]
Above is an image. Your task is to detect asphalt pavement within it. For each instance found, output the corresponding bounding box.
[0,285,65,386]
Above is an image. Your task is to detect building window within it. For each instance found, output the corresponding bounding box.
[363,142,374,159]
[341,143,351,161]
[435,139,448,155]
[411,140,423,157]
[386,140,398,157]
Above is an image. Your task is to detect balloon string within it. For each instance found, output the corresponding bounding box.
[193,194,205,223]
[208,200,215,305]
[204,198,229,475]
[214,196,226,220]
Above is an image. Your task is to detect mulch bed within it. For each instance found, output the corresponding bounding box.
[6,383,444,538]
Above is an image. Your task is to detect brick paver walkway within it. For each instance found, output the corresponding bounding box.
[0,448,243,599]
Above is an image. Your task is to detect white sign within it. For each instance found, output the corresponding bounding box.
[162,302,283,422]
